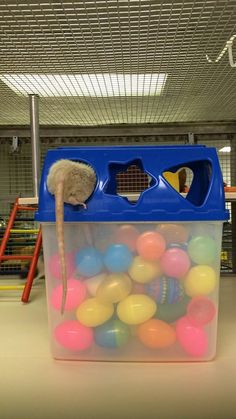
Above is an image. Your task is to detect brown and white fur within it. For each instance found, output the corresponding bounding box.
[47,159,96,314]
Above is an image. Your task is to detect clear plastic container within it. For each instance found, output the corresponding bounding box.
[37,145,228,361]
[42,221,223,362]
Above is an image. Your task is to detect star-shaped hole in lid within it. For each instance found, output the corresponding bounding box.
[105,159,156,204]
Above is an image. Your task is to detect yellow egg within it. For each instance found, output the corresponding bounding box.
[128,256,162,283]
[76,298,114,327]
[96,273,132,304]
[184,265,217,297]
[117,294,157,325]
[85,273,108,296]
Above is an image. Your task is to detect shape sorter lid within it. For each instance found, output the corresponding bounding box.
[35,145,229,223]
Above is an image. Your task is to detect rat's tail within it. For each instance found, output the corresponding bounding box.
[55,179,67,315]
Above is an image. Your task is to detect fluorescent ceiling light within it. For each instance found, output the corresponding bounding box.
[0,73,167,97]
[219,146,231,152]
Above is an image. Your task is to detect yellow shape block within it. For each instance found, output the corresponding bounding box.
[163,171,180,191]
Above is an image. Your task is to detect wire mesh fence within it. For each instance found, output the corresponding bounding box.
[0,134,235,274]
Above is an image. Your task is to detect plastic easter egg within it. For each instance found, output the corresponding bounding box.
[155,295,191,323]
[138,319,176,349]
[145,277,185,304]
[50,278,87,311]
[136,231,166,261]
[76,247,103,277]
[128,256,162,284]
[157,224,189,245]
[115,224,140,252]
[85,273,108,296]
[132,282,145,294]
[176,316,208,357]
[54,320,93,351]
[48,252,75,280]
[117,294,157,325]
[96,273,132,304]
[187,296,216,326]
[191,223,215,239]
[160,248,191,279]
[184,265,217,297]
[93,224,116,252]
[95,319,130,348]
[76,298,114,327]
[187,235,217,265]
[138,224,156,233]
[167,242,188,251]
[104,244,133,272]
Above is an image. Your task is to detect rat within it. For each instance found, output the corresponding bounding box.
[47,159,96,314]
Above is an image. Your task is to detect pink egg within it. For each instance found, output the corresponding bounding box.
[187,296,216,326]
[48,252,76,280]
[54,320,94,351]
[160,248,190,279]
[50,279,87,311]
[176,316,208,357]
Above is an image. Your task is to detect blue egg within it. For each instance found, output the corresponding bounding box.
[167,242,188,251]
[95,319,130,348]
[76,247,103,277]
[104,244,133,272]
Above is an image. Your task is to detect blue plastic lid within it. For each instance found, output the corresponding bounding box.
[35,145,229,223]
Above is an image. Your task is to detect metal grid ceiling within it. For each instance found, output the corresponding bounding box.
[1,1,236,126]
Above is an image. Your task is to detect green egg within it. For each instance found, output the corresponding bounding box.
[95,319,130,348]
[187,235,216,265]
[155,295,191,323]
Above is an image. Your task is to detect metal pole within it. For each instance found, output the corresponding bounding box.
[29,94,40,197]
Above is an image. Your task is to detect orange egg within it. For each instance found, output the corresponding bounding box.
[114,224,140,252]
[137,318,176,349]
[136,231,166,261]
[157,224,189,244]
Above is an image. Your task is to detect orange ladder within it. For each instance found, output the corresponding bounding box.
[0,197,42,302]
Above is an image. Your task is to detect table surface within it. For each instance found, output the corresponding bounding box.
[0,276,236,419]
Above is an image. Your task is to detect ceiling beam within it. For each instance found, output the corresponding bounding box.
[0,122,236,138]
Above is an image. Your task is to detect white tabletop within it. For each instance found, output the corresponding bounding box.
[0,276,236,419]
